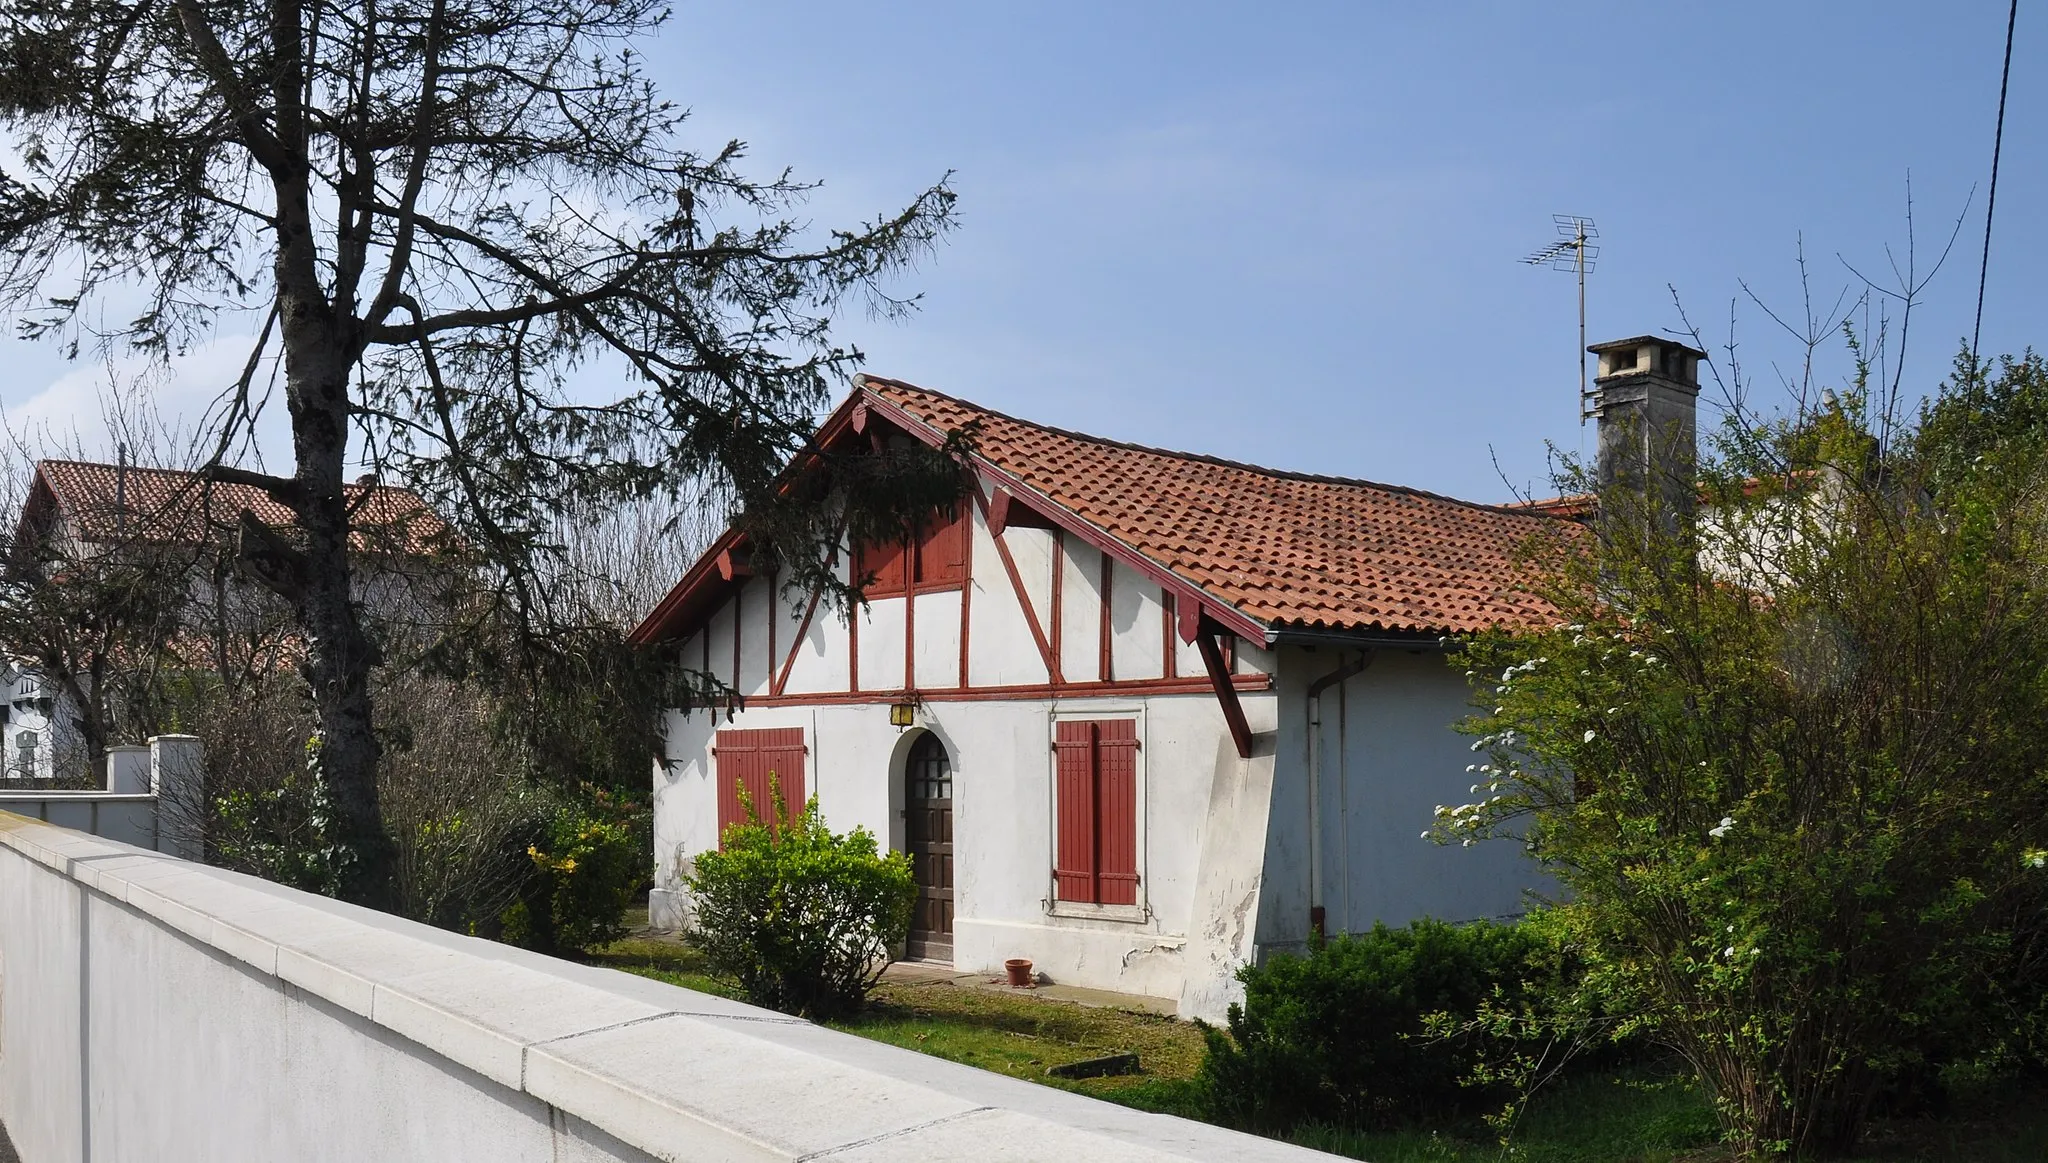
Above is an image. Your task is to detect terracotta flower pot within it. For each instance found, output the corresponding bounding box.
[1004,958,1033,987]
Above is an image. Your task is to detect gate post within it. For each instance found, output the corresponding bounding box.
[105,744,151,794]
[150,734,205,861]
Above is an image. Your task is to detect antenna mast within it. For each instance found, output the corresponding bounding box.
[1523,214,1600,423]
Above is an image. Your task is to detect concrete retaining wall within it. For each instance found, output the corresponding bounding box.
[0,814,1336,1163]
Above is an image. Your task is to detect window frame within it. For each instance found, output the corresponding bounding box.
[852,503,969,598]
[1044,706,1150,923]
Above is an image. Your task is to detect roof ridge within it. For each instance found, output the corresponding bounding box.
[40,458,215,476]
[38,458,416,495]
[859,375,1545,520]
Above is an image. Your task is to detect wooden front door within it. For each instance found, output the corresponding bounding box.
[904,732,954,962]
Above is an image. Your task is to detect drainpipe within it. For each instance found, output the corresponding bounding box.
[1305,650,1371,941]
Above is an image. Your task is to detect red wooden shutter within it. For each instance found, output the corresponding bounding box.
[915,504,967,586]
[854,534,906,593]
[715,727,807,844]
[1052,720,1097,902]
[714,729,756,841]
[1093,720,1140,905]
[760,728,807,816]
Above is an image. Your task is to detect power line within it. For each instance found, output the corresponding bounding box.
[1974,0,2020,364]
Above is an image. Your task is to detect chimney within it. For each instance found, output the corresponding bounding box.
[1588,335,1705,532]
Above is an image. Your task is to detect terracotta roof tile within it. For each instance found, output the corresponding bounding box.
[864,379,1571,636]
[29,460,450,556]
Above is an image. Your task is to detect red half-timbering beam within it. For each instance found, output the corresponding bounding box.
[1195,626,1254,759]
[903,534,916,693]
[1051,531,1065,670]
[1162,593,1177,679]
[1098,553,1113,682]
[958,507,973,688]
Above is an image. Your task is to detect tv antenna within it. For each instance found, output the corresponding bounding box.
[1523,214,1599,423]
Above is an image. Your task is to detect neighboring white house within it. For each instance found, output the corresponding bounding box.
[1,663,56,780]
[635,335,1702,1022]
[2,458,450,782]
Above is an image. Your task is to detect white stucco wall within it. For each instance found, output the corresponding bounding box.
[652,688,1279,1020]
[1259,646,1548,957]
[0,815,1336,1163]
[1058,540,1106,682]
[973,520,1055,687]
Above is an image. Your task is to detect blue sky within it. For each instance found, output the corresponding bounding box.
[2,2,2037,502]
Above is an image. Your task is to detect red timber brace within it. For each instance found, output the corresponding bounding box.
[971,482,1061,683]
[772,585,823,697]
[1180,599,1255,759]
[828,386,1271,747]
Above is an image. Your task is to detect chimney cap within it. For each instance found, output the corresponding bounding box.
[1586,334,1706,359]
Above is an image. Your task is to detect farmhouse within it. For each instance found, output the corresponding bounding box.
[635,333,1702,1021]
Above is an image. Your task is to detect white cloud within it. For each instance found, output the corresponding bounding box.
[1,333,292,472]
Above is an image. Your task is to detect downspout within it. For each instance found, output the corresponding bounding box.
[1305,650,1372,940]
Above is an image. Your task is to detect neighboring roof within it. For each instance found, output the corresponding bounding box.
[1503,492,1596,519]
[1509,472,1815,521]
[635,379,1575,646]
[22,460,450,556]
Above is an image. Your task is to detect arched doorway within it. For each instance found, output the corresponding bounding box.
[904,732,954,962]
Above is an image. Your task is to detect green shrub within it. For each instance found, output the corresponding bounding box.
[503,786,647,952]
[210,735,355,897]
[1442,354,2048,1155]
[685,784,915,1020]
[1199,919,1549,1132]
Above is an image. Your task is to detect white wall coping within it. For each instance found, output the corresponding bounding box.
[0,791,158,801]
[0,813,1335,1162]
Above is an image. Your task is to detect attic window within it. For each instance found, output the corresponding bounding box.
[854,504,967,596]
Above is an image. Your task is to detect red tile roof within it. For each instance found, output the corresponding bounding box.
[861,379,1570,637]
[25,460,450,556]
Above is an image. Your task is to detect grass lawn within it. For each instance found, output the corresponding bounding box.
[586,930,1208,1113]
[1295,1067,2048,1163]
[582,923,2048,1161]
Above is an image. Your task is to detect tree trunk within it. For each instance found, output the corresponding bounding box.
[276,298,392,906]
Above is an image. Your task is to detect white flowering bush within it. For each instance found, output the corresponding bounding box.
[1439,364,2048,1158]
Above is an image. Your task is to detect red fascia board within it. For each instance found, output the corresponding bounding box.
[629,525,747,645]
[858,385,1271,644]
